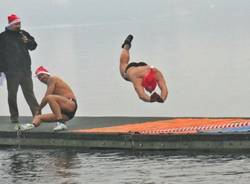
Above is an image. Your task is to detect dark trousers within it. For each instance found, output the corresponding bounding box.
[5,71,39,122]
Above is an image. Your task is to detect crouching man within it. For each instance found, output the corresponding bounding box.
[20,66,77,131]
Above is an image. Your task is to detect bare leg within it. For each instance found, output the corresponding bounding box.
[32,95,75,126]
[119,48,130,78]
[119,35,133,79]
[46,95,63,120]
[32,113,69,127]
[46,95,76,120]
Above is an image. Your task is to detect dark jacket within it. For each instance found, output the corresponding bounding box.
[0,28,37,72]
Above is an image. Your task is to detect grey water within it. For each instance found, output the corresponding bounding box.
[0,148,250,184]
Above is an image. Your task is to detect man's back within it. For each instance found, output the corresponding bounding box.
[49,76,76,99]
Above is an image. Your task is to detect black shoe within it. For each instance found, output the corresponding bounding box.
[122,34,133,49]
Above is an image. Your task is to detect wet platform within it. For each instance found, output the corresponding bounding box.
[1,116,250,150]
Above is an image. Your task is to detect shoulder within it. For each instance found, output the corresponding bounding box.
[0,30,7,38]
[49,76,57,81]
[21,30,33,37]
[47,76,57,84]
[50,76,63,82]
[0,31,8,43]
[21,30,28,34]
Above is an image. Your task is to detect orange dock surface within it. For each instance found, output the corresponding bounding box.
[1,117,250,150]
[73,118,250,135]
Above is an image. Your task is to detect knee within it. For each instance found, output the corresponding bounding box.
[45,95,55,103]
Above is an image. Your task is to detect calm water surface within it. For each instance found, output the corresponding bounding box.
[0,148,250,184]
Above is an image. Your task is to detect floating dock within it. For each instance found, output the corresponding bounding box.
[1,116,250,150]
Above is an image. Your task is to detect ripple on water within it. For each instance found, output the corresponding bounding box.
[0,149,250,184]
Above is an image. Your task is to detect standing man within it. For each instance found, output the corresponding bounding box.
[20,66,77,131]
[119,35,168,103]
[0,14,39,123]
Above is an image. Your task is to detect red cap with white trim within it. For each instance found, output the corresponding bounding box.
[8,14,21,26]
[35,66,50,76]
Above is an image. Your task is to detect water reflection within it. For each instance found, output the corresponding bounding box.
[8,152,40,183]
[1,149,250,184]
[5,149,79,184]
[51,150,79,179]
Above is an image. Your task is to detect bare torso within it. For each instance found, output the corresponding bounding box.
[49,76,76,100]
[126,65,159,82]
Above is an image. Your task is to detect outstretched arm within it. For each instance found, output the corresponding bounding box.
[156,70,168,102]
[36,78,56,114]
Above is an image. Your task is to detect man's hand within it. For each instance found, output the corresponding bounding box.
[157,96,164,103]
[150,92,164,103]
[150,92,162,102]
[19,32,29,43]
[21,35,29,43]
[35,109,41,116]
[150,92,159,102]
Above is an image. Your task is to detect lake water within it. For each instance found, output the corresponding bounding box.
[0,148,250,184]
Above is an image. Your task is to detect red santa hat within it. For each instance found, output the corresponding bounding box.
[35,66,50,76]
[8,14,21,26]
[142,67,157,93]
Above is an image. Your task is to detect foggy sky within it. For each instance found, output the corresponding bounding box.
[0,0,250,117]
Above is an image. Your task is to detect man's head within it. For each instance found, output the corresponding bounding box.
[7,14,21,31]
[35,66,50,84]
[142,68,157,93]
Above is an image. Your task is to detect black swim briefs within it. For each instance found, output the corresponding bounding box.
[61,99,77,120]
[125,62,147,73]
[124,62,148,81]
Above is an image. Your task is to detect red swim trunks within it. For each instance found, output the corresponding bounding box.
[142,68,157,93]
